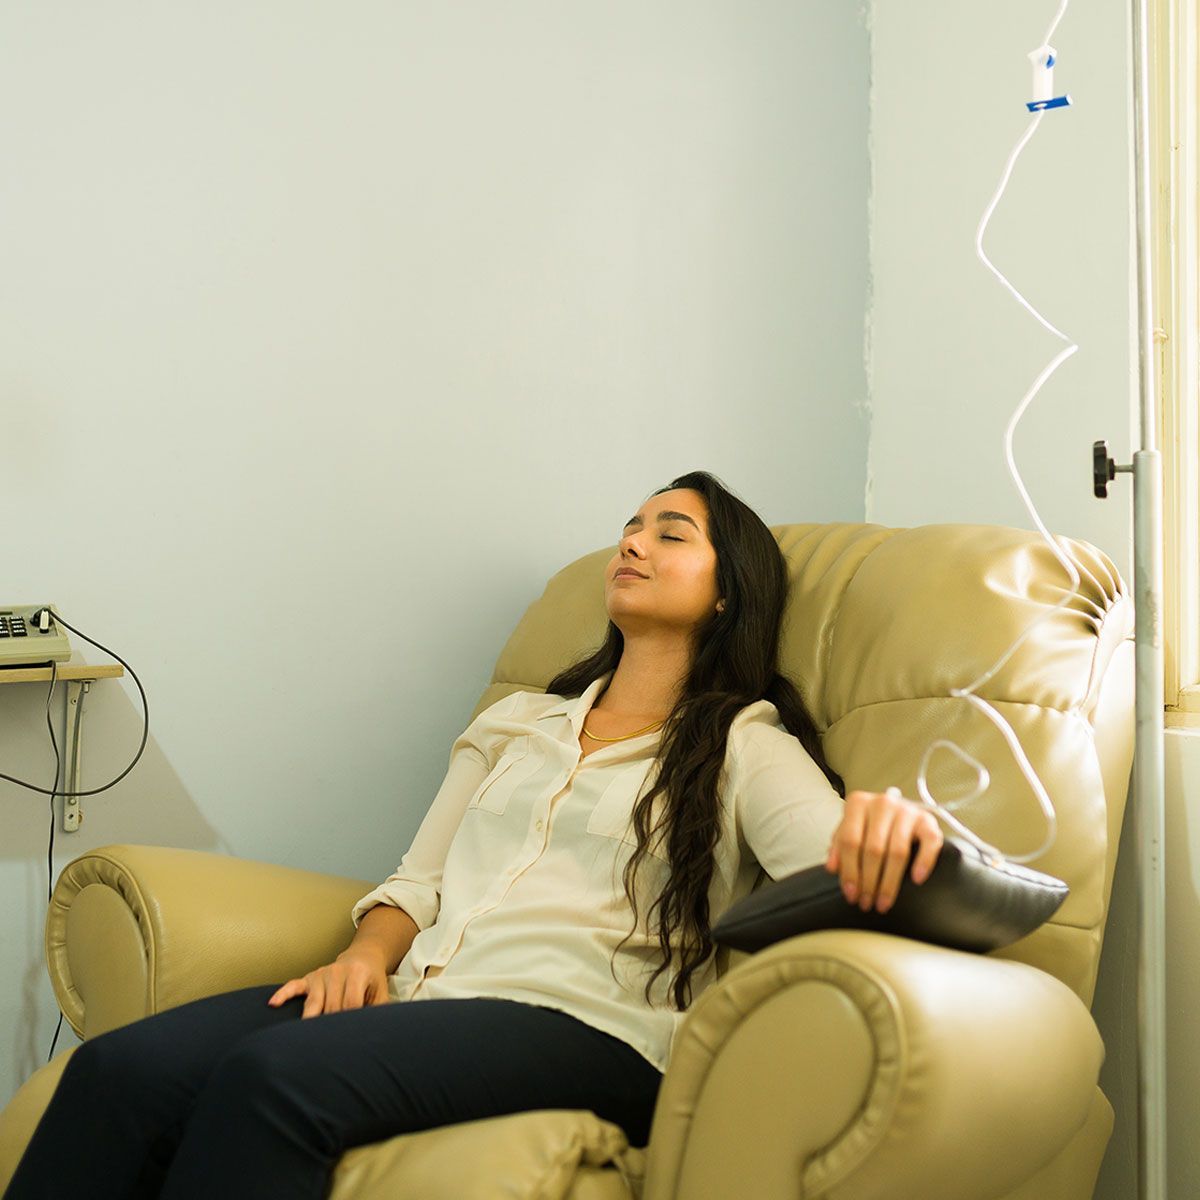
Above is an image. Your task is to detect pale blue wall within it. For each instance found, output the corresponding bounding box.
[0,2,872,1105]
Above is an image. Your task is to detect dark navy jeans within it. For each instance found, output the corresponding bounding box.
[4,984,663,1200]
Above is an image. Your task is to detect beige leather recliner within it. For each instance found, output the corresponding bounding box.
[0,521,1135,1200]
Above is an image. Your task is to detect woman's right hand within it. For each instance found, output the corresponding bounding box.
[267,948,392,1018]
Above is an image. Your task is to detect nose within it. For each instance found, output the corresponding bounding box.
[618,532,646,559]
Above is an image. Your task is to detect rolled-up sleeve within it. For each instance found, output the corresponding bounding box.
[733,717,845,882]
[350,701,507,931]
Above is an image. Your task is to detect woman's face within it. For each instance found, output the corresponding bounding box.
[605,488,723,637]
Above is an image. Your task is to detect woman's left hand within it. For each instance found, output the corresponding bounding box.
[824,788,945,913]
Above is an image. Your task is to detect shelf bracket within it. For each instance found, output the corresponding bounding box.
[62,679,92,832]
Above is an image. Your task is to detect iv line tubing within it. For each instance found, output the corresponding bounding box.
[909,1,1165,1191]
[908,0,1083,868]
[909,3,1167,1186]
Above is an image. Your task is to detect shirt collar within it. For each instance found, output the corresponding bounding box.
[537,670,615,735]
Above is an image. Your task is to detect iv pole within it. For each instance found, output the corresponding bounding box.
[1126,0,1166,1195]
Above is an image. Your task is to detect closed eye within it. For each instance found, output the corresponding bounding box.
[662,535,682,541]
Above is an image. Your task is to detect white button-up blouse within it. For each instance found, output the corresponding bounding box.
[350,669,845,1074]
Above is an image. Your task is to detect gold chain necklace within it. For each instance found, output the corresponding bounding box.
[582,683,667,742]
[581,717,666,742]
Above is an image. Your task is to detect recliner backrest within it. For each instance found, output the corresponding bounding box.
[471,521,1136,1006]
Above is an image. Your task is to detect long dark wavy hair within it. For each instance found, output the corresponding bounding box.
[544,470,844,1011]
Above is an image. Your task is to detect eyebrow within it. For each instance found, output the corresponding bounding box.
[623,510,702,533]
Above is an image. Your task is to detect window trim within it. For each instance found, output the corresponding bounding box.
[1154,0,1200,724]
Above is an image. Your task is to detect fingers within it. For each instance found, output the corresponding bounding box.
[270,963,383,1018]
[873,807,919,913]
[824,840,840,874]
[909,814,945,885]
[854,794,898,911]
[301,975,326,1019]
[828,790,945,913]
[323,968,369,1015]
[829,791,869,904]
[267,979,304,1007]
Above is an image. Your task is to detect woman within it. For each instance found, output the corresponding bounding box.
[5,470,944,1200]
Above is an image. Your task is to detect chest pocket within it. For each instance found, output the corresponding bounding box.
[470,736,542,815]
[586,766,670,864]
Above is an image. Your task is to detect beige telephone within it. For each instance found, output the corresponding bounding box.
[0,604,72,665]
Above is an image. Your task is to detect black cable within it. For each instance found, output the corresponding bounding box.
[43,660,66,1063]
[42,658,62,903]
[1,609,149,797]
[46,1011,65,1064]
[1,612,148,1062]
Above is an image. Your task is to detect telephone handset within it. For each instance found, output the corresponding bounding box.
[0,604,72,665]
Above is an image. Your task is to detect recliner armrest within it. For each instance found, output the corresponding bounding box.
[47,843,375,1038]
[643,928,1103,1200]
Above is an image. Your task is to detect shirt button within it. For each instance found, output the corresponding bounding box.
[536,819,544,831]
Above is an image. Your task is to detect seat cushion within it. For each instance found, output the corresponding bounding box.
[328,1107,645,1200]
[0,1047,80,1194]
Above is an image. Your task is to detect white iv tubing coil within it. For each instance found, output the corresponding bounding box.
[908,0,1080,867]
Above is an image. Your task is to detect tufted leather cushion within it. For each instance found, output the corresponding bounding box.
[327,1108,644,1200]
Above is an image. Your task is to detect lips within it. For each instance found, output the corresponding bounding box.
[615,569,647,579]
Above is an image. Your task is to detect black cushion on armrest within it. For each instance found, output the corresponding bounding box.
[711,835,1069,955]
